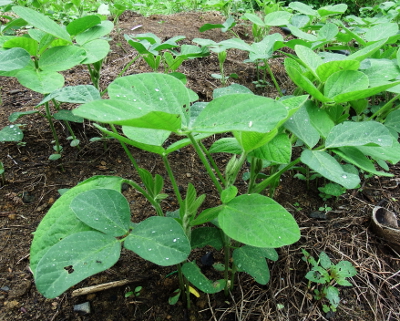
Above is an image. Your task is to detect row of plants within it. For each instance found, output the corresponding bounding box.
[1,0,399,314]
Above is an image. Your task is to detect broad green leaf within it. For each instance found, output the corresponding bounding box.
[295,45,322,74]
[325,121,392,148]
[182,262,226,293]
[233,246,277,284]
[284,104,320,149]
[345,38,387,62]
[219,38,252,52]
[16,69,64,94]
[39,46,86,71]
[290,14,309,28]
[122,126,170,154]
[324,70,368,99]
[191,227,223,250]
[361,59,400,87]
[75,20,114,45]
[209,137,242,154]
[218,194,300,248]
[30,176,124,274]
[80,39,110,64]
[306,101,334,138]
[3,37,38,56]
[37,85,101,106]
[333,80,400,102]
[333,147,392,176]
[317,23,338,41]
[317,4,348,17]
[53,110,84,123]
[364,23,398,42]
[234,130,278,152]
[221,186,238,204]
[264,11,292,26]
[315,60,360,82]
[300,150,360,189]
[0,47,30,71]
[305,266,330,283]
[66,15,101,36]
[124,216,190,266]
[0,124,23,142]
[356,138,400,164]
[289,2,317,16]
[385,110,400,133]
[213,83,252,99]
[35,231,120,298]
[243,12,264,26]
[192,94,288,134]
[70,189,131,236]
[286,24,317,42]
[12,6,71,42]
[246,33,284,61]
[250,133,291,164]
[190,206,222,226]
[8,110,37,122]
[284,58,331,103]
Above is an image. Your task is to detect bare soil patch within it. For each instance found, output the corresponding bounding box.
[0,11,399,321]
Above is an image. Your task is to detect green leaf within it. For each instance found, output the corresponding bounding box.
[284,104,320,149]
[325,121,392,148]
[318,252,332,269]
[317,23,338,41]
[233,246,274,285]
[30,176,125,275]
[0,47,31,71]
[80,39,110,64]
[234,130,278,152]
[16,69,64,94]
[39,46,86,71]
[192,94,288,134]
[295,45,322,75]
[315,60,360,82]
[12,6,71,42]
[289,2,317,16]
[221,186,238,204]
[3,37,38,56]
[66,15,101,36]
[305,266,330,284]
[191,227,223,250]
[325,286,340,307]
[75,20,114,45]
[345,38,387,62]
[300,150,360,189]
[264,11,292,26]
[181,262,226,294]
[53,110,84,123]
[317,4,348,17]
[190,206,222,226]
[364,23,398,42]
[361,59,400,87]
[356,138,400,164]
[218,194,300,248]
[35,231,120,298]
[305,101,334,138]
[0,124,23,142]
[324,70,368,99]
[250,133,291,164]
[385,110,400,133]
[209,137,242,154]
[213,83,253,99]
[37,85,101,106]
[9,110,38,122]
[122,126,170,154]
[70,189,131,237]
[124,216,190,266]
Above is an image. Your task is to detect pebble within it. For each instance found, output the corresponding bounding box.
[186,173,192,178]
[74,302,91,314]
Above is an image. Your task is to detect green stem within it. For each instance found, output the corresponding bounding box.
[110,125,140,173]
[44,102,61,154]
[369,93,400,121]
[122,179,163,217]
[162,155,183,207]
[176,264,190,309]
[223,233,231,296]
[265,62,283,96]
[199,142,225,185]
[187,133,223,194]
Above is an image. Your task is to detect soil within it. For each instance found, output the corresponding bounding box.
[1,10,400,321]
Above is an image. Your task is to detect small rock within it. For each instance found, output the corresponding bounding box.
[4,300,20,310]
[74,302,91,314]
[309,211,328,220]
[186,173,192,178]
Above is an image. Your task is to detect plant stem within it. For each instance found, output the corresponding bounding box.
[122,179,163,216]
[187,133,223,194]
[265,62,283,96]
[223,233,231,296]
[200,142,225,185]
[44,102,61,154]
[162,155,183,206]
[369,93,400,121]
[110,125,140,172]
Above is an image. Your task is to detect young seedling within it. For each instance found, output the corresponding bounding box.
[302,249,357,314]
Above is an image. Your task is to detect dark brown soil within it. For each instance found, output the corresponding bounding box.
[1,11,399,321]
